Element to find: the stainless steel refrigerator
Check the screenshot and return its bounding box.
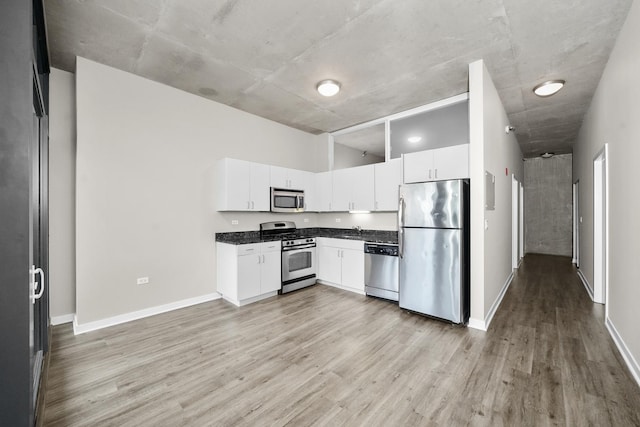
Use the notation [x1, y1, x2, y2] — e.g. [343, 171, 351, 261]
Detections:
[398, 180, 470, 324]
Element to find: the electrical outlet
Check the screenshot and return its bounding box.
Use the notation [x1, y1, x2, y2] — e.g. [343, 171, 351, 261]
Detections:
[335, 218, 341, 223]
[303, 218, 309, 223]
[136, 277, 149, 285]
[231, 220, 238, 225]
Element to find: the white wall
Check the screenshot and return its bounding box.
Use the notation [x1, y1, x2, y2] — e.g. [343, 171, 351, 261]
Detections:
[573, 0, 640, 382]
[49, 68, 76, 322]
[468, 60, 524, 329]
[333, 142, 384, 169]
[74, 57, 327, 325]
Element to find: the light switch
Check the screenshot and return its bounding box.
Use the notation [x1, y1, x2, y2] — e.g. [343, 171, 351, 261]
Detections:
[484, 219, 489, 230]
[231, 220, 239, 225]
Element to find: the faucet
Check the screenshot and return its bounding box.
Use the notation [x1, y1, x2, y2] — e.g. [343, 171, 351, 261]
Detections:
[352, 225, 362, 232]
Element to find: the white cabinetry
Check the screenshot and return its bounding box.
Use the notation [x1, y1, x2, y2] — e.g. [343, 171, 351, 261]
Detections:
[216, 158, 270, 211]
[312, 171, 333, 212]
[216, 241, 281, 306]
[374, 158, 403, 211]
[316, 238, 365, 293]
[270, 166, 311, 190]
[332, 165, 375, 211]
[403, 144, 469, 184]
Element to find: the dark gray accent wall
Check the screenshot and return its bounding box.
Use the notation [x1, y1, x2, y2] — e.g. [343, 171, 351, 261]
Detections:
[524, 154, 573, 256]
[0, 1, 34, 426]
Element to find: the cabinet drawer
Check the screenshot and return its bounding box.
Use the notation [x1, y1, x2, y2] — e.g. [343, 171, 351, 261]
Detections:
[261, 241, 281, 253]
[237, 243, 261, 256]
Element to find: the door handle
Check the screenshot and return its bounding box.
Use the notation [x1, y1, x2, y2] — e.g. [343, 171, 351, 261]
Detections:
[30, 265, 45, 304]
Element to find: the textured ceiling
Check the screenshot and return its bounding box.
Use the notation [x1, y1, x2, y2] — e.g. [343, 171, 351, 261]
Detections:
[45, 0, 633, 157]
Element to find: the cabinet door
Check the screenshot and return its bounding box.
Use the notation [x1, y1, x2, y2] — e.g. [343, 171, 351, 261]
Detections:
[250, 162, 271, 211]
[237, 253, 262, 300]
[260, 250, 282, 293]
[270, 166, 288, 189]
[318, 245, 342, 284]
[341, 248, 364, 291]
[403, 150, 434, 183]
[331, 169, 352, 211]
[220, 158, 252, 210]
[315, 171, 332, 211]
[350, 165, 375, 211]
[374, 159, 403, 211]
[287, 168, 309, 190]
[433, 144, 469, 180]
[304, 172, 318, 211]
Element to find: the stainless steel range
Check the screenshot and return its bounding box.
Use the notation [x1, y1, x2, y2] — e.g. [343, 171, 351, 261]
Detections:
[260, 221, 317, 294]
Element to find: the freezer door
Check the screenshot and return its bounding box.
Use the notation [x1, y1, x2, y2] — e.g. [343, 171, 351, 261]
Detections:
[399, 180, 462, 229]
[399, 228, 462, 323]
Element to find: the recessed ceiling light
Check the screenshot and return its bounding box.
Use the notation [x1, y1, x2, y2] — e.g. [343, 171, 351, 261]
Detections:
[316, 79, 341, 97]
[540, 152, 555, 159]
[533, 80, 565, 97]
[408, 136, 422, 143]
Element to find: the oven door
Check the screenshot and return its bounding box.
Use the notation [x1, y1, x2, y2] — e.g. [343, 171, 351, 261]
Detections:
[282, 245, 316, 282]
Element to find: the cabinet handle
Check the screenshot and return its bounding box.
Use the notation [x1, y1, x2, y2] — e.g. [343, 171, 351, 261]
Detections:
[435, 168, 438, 179]
[251, 201, 254, 209]
[429, 169, 432, 180]
[247, 201, 251, 209]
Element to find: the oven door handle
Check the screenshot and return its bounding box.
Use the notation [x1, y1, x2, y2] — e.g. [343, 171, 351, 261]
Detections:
[282, 243, 316, 251]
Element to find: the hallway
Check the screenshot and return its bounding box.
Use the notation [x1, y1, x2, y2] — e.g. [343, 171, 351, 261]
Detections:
[43, 255, 640, 426]
[486, 254, 640, 425]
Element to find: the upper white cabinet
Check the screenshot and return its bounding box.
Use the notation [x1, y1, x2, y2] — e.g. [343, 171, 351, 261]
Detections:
[332, 165, 375, 211]
[374, 158, 403, 211]
[312, 171, 332, 212]
[270, 166, 310, 190]
[216, 158, 270, 211]
[403, 144, 469, 184]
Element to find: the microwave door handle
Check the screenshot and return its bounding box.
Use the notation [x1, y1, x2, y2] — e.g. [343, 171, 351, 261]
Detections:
[297, 195, 303, 210]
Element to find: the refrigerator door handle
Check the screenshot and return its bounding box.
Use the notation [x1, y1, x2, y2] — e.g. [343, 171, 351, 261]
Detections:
[398, 197, 405, 258]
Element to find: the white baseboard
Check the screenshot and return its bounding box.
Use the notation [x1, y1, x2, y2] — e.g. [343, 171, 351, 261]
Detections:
[317, 280, 366, 295]
[51, 313, 75, 325]
[221, 291, 277, 307]
[468, 317, 487, 331]
[605, 317, 640, 388]
[73, 292, 221, 335]
[576, 269, 594, 301]
[468, 272, 514, 332]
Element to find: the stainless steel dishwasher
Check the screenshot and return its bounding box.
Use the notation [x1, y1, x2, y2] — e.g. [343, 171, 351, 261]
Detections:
[364, 242, 399, 302]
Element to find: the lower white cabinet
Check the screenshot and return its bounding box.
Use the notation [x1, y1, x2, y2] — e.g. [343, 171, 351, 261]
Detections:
[216, 241, 281, 306]
[317, 238, 365, 293]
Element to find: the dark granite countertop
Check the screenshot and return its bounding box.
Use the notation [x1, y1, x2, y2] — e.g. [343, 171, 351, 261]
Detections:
[215, 227, 398, 245]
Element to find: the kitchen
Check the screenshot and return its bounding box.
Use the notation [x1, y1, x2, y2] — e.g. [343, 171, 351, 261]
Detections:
[214, 96, 471, 323]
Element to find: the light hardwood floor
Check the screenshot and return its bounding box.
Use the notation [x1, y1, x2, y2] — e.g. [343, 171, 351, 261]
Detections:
[43, 255, 640, 426]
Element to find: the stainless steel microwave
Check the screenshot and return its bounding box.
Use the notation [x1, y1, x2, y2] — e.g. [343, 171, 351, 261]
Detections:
[271, 187, 304, 213]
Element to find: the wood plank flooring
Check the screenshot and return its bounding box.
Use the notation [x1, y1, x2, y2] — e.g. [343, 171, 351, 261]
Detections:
[43, 254, 640, 426]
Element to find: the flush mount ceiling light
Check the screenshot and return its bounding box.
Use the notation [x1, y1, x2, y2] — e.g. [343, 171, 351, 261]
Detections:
[407, 136, 422, 143]
[540, 152, 555, 159]
[533, 80, 565, 97]
[316, 79, 341, 97]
